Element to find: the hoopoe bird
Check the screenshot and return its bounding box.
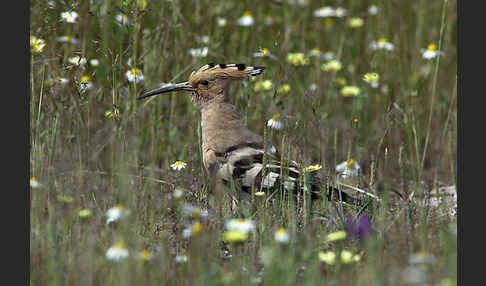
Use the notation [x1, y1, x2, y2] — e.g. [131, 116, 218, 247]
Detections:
[138, 63, 360, 204]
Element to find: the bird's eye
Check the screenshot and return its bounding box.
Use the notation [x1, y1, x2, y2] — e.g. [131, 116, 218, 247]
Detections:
[200, 80, 209, 86]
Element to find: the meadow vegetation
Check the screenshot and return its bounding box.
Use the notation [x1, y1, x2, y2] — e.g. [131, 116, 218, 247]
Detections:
[30, 0, 457, 285]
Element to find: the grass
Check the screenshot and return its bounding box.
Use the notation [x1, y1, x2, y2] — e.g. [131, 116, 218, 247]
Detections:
[30, 0, 457, 285]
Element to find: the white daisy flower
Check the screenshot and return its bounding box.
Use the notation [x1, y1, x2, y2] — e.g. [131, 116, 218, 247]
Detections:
[170, 161, 187, 171]
[313, 7, 334, 18]
[115, 13, 130, 25]
[106, 241, 129, 261]
[182, 221, 203, 238]
[274, 228, 290, 244]
[175, 255, 188, 263]
[79, 75, 93, 92]
[217, 17, 227, 27]
[267, 113, 284, 130]
[198, 35, 210, 44]
[369, 38, 395, 51]
[237, 12, 254, 26]
[368, 5, 379, 15]
[56, 35, 79, 44]
[54, 76, 69, 85]
[421, 44, 443, 60]
[336, 159, 360, 178]
[173, 188, 184, 199]
[189, 47, 208, 57]
[30, 177, 41, 188]
[182, 203, 208, 219]
[334, 7, 347, 17]
[226, 218, 255, 233]
[106, 204, 130, 224]
[68, 56, 87, 66]
[89, 59, 99, 66]
[61, 11, 78, 23]
[125, 67, 144, 83]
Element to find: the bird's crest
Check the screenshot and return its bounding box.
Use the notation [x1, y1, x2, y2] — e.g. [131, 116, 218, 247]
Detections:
[138, 63, 265, 105]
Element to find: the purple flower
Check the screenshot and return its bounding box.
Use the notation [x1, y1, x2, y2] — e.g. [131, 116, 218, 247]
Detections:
[345, 214, 374, 240]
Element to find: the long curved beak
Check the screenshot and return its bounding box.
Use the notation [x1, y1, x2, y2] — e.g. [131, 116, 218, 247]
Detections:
[137, 82, 194, 100]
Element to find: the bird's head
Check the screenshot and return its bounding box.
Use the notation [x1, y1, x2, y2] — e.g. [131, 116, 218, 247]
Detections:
[138, 63, 265, 106]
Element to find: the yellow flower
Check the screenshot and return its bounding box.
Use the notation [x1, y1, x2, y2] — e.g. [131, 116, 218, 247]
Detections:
[340, 250, 353, 263]
[277, 84, 291, 95]
[30, 36, 46, 53]
[139, 249, 153, 261]
[57, 195, 74, 203]
[30, 177, 41, 188]
[78, 209, 92, 218]
[324, 18, 334, 27]
[286, 53, 310, 66]
[223, 230, 248, 243]
[105, 106, 120, 119]
[182, 221, 203, 238]
[274, 228, 290, 244]
[326, 230, 347, 242]
[303, 164, 322, 172]
[341, 86, 361, 97]
[254, 80, 273, 92]
[318, 251, 336, 264]
[363, 72, 380, 84]
[333, 77, 347, 87]
[427, 44, 437, 51]
[321, 60, 342, 72]
[348, 17, 364, 28]
[237, 11, 254, 26]
[255, 191, 265, 196]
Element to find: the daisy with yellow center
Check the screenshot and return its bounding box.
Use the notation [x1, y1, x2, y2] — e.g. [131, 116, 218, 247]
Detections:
[126, 67, 144, 83]
[56, 35, 79, 44]
[175, 254, 188, 263]
[30, 36, 46, 53]
[286, 53, 310, 66]
[274, 228, 290, 244]
[226, 218, 255, 233]
[237, 11, 254, 26]
[309, 48, 322, 57]
[60, 11, 78, 23]
[79, 75, 93, 92]
[421, 43, 443, 60]
[334, 7, 347, 17]
[182, 203, 209, 219]
[68, 56, 87, 66]
[30, 177, 41, 188]
[348, 17, 364, 28]
[182, 221, 203, 238]
[340, 86, 361, 97]
[253, 48, 276, 59]
[189, 47, 208, 57]
[336, 159, 360, 178]
[321, 60, 342, 72]
[267, 113, 284, 130]
[106, 241, 129, 261]
[254, 80, 273, 92]
[217, 17, 227, 27]
[106, 204, 130, 224]
[313, 6, 334, 18]
[170, 161, 187, 171]
[55, 76, 69, 84]
[369, 37, 395, 51]
[116, 13, 130, 25]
